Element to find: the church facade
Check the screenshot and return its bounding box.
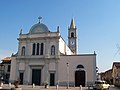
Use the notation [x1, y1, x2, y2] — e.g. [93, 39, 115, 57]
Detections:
[10, 18, 97, 86]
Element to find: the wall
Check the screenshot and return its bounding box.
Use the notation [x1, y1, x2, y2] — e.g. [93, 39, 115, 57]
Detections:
[18, 32, 61, 58]
[58, 54, 96, 86]
[9, 57, 17, 82]
[59, 37, 73, 55]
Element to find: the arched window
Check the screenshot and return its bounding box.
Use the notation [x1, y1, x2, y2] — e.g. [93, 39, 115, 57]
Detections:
[36, 43, 39, 55]
[21, 46, 25, 56]
[71, 32, 74, 37]
[51, 45, 55, 55]
[40, 43, 44, 55]
[32, 43, 36, 55]
[76, 64, 84, 69]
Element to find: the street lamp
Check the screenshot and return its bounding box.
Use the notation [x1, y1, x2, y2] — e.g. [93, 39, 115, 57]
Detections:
[66, 62, 69, 89]
[96, 67, 99, 80]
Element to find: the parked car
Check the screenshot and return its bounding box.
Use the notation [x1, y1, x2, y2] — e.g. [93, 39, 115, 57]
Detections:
[93, 80, 110, 90]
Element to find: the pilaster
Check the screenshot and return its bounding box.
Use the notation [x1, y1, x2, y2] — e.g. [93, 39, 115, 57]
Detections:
[24, 60, 29, 84]
[16, 61, 19, 80]
[44, 60, 49, 84]
[45, 39, 50, 58]
[55, 60, 59, 85]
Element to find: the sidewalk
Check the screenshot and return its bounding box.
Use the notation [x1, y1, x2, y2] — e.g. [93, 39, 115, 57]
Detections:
[2, 84, 89, 90]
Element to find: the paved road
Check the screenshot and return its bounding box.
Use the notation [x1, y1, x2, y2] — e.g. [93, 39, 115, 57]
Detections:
[109, 87, 120, 90]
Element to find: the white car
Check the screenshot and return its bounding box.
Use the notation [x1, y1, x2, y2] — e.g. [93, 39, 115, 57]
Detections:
[93, 80, 110, 90]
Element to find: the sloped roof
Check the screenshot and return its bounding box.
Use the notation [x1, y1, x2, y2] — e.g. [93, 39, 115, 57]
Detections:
[1, 57, 11, 64]
[3, 57, 11, 61]
[113, 62, 120, 68]
[105, 69, 112, 73]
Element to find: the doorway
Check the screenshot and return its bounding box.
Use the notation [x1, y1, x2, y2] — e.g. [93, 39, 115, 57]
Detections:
[50, 73, 55, 86]
[75, 70, 85, 87]
[19, 73, 23, 84]
[32, 69, 41, 85]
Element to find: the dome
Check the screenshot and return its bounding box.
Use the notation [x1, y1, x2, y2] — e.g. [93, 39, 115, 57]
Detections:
[29, 23, 49, 34]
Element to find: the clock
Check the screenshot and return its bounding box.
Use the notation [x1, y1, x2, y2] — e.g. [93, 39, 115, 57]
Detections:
[71, 41, 75, 45]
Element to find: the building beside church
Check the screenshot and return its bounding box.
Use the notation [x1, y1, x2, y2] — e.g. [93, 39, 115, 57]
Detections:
[10, 17, 97, 86]
[0, 57, 11, 84]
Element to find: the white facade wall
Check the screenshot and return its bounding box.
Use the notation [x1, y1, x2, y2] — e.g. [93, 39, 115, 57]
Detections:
[18, 32, 61, 57]
[59, 38, 73, 55]
[58, 54, 96, 86]
[10, 31, 62, 84]
[10, 58, 56, 84]
[10, 57, 17, 82]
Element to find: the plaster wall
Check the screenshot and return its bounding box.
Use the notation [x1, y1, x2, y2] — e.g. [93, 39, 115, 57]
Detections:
[58, 55, 96, 85]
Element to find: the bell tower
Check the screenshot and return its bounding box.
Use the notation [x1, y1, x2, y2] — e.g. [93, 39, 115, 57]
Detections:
[68, 18, 77, 54]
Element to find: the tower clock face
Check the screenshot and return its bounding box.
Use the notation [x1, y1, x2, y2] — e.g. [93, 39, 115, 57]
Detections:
[71, 41, 75, 45]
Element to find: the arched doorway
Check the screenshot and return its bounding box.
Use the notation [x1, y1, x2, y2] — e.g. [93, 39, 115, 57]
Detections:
[75, 64, 86, 87]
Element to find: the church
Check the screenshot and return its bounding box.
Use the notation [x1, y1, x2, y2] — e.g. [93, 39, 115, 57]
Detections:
[10, 17, 97, 87]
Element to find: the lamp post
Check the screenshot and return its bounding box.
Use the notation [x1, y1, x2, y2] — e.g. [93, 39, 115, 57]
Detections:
[66, 62, 69, 89]
[96, 67, 99, 80]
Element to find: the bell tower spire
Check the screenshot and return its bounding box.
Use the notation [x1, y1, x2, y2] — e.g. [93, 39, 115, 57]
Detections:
[70, 18, 75, 29]
[68, 18, 77, 54]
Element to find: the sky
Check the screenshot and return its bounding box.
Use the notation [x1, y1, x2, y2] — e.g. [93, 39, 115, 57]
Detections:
[0, 0, 120, 72]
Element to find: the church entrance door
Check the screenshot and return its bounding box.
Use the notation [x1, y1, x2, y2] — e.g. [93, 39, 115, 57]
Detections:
[50, 73, 55, 86]
[75, 70, 85, 87]
[19, 72, 23, 84]
[32, 69, 41, 85]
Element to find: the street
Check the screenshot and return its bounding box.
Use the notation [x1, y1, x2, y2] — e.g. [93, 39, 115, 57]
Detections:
[109, 87, 120, 90]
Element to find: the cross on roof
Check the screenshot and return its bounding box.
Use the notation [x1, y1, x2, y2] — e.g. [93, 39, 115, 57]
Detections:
[38, 16, 42, 23]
